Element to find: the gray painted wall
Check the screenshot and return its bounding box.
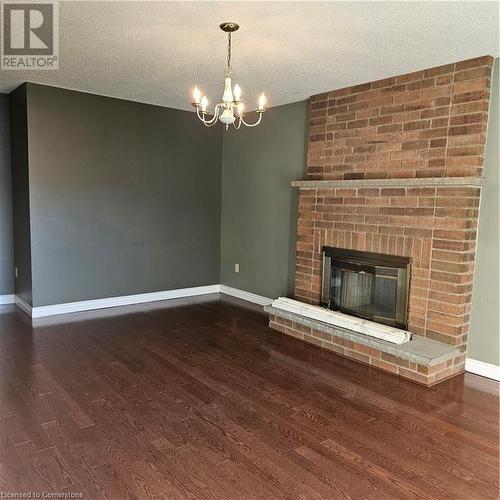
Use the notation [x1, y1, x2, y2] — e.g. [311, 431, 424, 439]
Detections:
[468, 58, 499, 366]
[220, 88, 500, 368]
[23, 83, 222, 306]
[220, 101, 308, 298]
[4, 76, 498, 367]
[0, 95, 13, 296]
[10, 85, 32, 305]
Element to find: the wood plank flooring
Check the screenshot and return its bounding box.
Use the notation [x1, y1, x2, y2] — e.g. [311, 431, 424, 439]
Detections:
[0, 294, 498, 499]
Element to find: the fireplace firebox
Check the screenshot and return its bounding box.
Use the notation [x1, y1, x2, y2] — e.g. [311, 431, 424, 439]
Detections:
[321, 247, 411, 330]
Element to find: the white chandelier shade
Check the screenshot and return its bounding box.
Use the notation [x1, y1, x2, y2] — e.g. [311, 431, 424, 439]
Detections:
[191, 22, 266, 130]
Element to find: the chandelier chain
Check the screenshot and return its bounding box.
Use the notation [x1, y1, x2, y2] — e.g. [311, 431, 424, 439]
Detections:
[226, 32, 232, 76]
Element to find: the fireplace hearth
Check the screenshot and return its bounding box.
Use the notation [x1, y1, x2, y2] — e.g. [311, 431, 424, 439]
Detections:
[321, 248, 411, 329]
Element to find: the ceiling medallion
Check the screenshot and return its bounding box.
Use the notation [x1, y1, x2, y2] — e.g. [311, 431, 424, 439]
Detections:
[191, 22, 266, 130]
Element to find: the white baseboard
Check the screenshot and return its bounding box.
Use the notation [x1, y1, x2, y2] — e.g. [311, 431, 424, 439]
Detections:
[465, 358, 500, 381]
[0, 294, 15, 305]
[219, 285, 273, 306]
[15, 296, 32, 315]
[16, 285, 221, 318]
[12, 284, 274, 319]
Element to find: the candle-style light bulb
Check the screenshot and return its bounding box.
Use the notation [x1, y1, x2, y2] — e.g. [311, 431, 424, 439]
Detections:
[233, 84, 242, 102]
[193, 86, 201, 104]
[237, 102, 245, 116]
[258, 93, 266, 111]
[201, 96, 208, 113]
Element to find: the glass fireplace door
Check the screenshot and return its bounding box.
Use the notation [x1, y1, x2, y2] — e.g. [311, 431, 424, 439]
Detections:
[330, 263, 376, 319]
[372, 268, 399, 323]
[322, 247, 411, 329]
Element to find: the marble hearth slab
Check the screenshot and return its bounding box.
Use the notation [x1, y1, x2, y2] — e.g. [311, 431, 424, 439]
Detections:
[264, 305, 460, 367]
[291, 176, 485, 189]
[271, 297, 411, 344]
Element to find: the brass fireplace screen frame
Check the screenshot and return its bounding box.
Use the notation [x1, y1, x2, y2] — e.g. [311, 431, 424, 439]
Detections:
[321, 247, 411, 329]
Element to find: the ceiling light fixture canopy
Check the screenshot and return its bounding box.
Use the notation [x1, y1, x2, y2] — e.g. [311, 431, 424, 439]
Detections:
[191, 22, 266, 130]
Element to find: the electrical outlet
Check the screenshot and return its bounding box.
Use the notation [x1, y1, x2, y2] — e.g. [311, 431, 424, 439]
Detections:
[14, 267, 18, 278]
[234, 263, 240, 273]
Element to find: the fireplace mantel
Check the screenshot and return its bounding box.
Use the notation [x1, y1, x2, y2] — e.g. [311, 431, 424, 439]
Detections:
[291, 176, 485, 189]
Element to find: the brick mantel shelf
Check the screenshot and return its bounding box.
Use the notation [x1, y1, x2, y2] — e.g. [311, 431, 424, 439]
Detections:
[291, 176, 485, 189]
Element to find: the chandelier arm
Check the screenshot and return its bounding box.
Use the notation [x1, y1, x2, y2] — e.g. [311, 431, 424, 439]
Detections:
[196, 106, 214, 125]
[233, 116, 242, 130]
[209, 103, 224, 124]
[197, 111, 217, 127]
[195, 106, 206, 122]
[240, 112, 263, 128]
[196, 104, 222, 126]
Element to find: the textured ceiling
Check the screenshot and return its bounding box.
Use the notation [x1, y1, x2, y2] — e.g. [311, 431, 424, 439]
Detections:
[0, 1, 498, 111]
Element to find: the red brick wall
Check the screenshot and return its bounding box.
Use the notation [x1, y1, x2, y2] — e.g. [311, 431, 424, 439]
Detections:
[296, 56, 494, 349]
[308, 56, 493, 180]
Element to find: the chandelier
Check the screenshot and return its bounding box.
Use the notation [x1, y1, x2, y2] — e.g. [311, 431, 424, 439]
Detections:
[191, 22, 266, 129]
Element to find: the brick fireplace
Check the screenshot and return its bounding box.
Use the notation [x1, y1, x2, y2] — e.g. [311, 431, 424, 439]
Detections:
[267, 56, 494, 385]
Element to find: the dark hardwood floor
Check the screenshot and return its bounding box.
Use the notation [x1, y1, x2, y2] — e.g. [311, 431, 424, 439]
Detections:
[0, 294, 498, 499]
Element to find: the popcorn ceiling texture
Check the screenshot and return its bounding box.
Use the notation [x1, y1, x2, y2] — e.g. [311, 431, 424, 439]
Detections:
[0, 3, 497, 111]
